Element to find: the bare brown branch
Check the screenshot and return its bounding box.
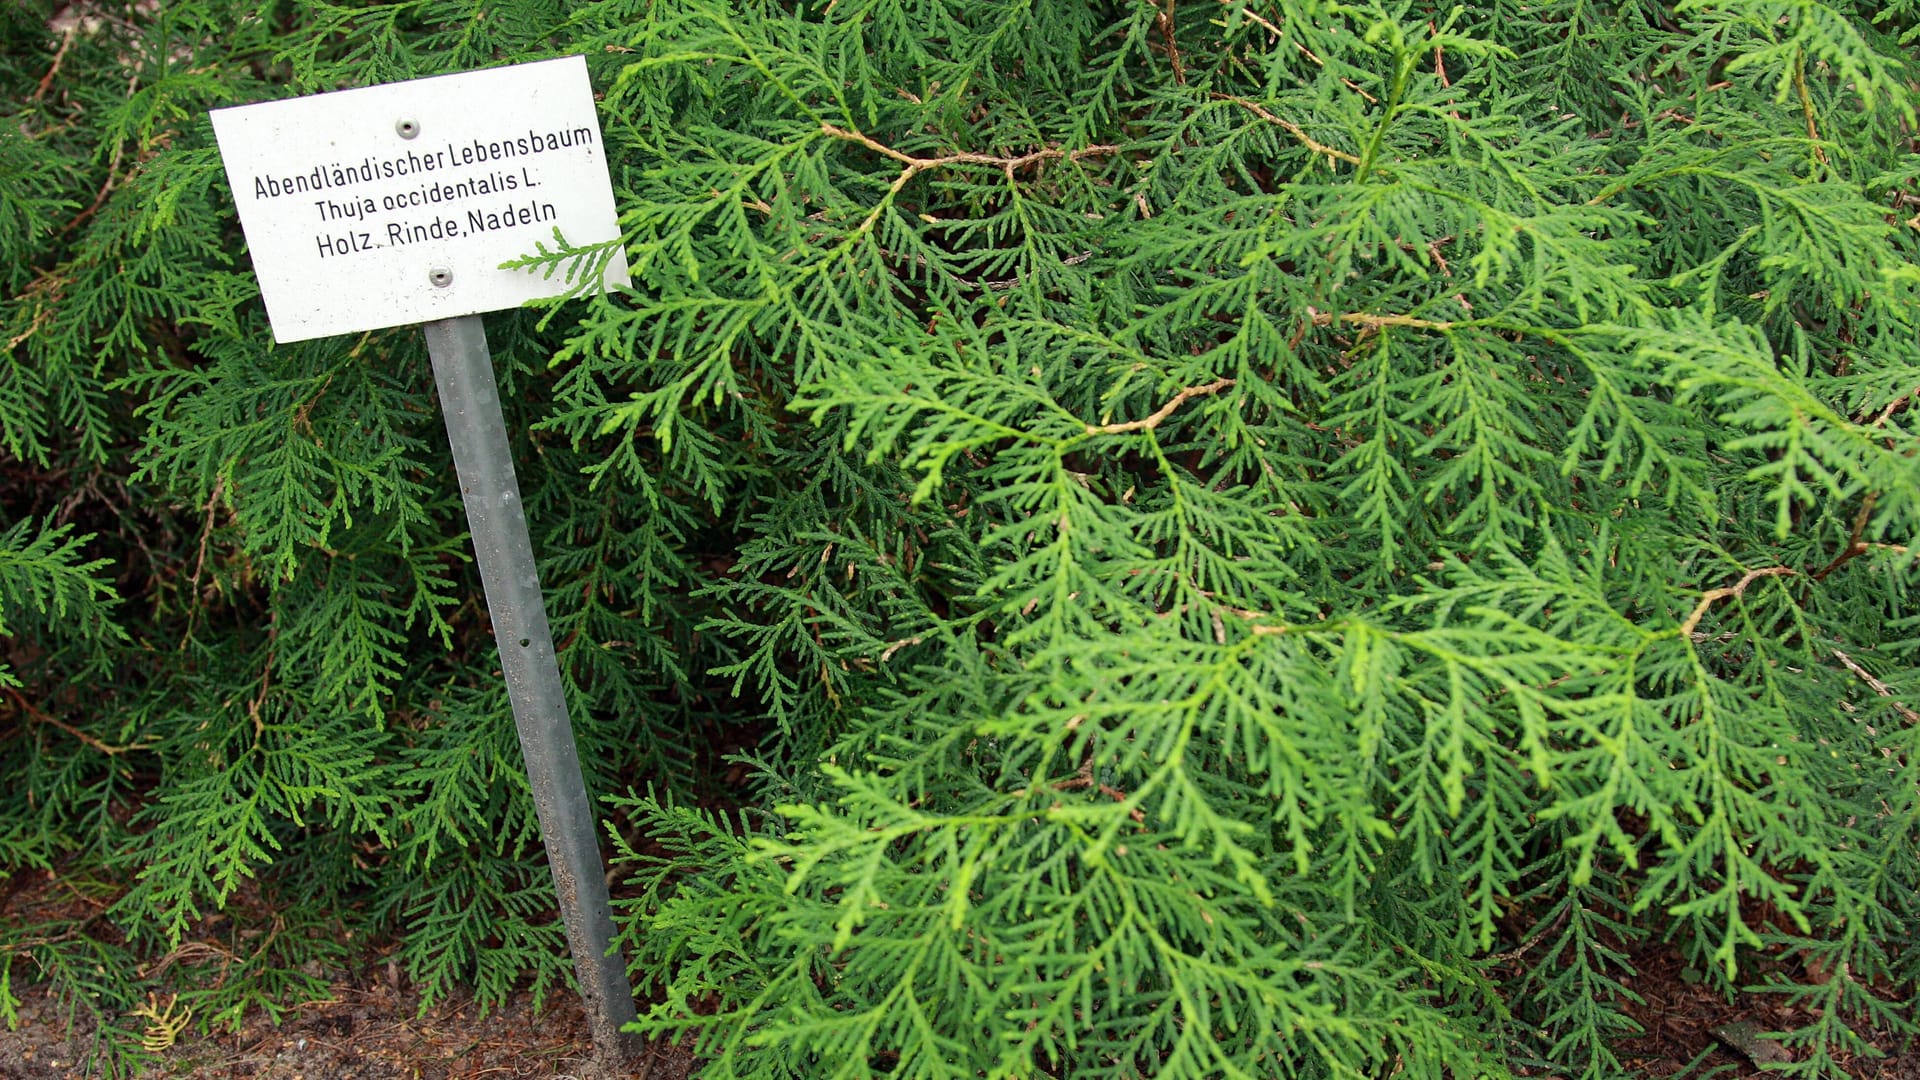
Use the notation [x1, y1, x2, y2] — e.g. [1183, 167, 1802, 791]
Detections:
[1832, 648, 1920, 725]
[1868, 386, 1917, 427]
[820, 124, 1119, 236]
[819, 123, 1119, 182]
[4, 686, 152, 755]
[1086, 377, 1235, 435]
[1680, 566, 1795, 637]
[1812, 493, 1877, 583]
[33, 25, 77, 102]
[1158, 0, 1185, 85]
[1215, 95, 1362, 166]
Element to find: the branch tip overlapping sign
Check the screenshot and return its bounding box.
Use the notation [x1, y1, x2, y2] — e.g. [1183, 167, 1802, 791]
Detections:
[211, 56, 628, 343]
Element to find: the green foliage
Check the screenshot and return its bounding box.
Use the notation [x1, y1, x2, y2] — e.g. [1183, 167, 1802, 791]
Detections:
[3, 0, 1918, 1077]
[0, 517, 123, 684]
[1, 910, 158, 1073]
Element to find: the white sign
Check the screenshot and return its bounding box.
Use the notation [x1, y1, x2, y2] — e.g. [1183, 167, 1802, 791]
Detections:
[211, 57, 629, 343]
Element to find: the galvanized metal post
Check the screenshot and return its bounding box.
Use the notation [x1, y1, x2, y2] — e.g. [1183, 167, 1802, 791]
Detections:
[422, 314, 640, 1070]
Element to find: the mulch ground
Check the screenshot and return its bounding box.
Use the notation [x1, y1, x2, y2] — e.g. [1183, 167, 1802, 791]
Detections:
[1606, 939, 1918, 1080]
[3, 866, 1914, 1079]
[1, 974, 696, 1079]
[0, 865, 692, 1080]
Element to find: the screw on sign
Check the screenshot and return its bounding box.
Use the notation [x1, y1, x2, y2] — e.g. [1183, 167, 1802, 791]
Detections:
[210, 57, 638, 1072]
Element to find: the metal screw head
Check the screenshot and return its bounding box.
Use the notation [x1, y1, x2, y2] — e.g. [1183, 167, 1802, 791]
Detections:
[428, 267, 453, 288]
[396, 118, 420, 139]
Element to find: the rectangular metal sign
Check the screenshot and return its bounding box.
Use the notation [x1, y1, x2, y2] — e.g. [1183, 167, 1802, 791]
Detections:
[211, 56, 629, 343]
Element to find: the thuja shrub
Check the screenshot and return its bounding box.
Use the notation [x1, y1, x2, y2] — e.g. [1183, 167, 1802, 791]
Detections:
[4, 0, 1919, 1075]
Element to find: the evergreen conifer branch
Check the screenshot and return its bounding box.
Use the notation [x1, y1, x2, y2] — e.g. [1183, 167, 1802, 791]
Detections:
[4, 0, 1919, 1074]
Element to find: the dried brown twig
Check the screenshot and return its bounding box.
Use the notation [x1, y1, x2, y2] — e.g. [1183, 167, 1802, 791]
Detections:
[3, 685, 154, 755]
[1680, 566, 1795, 637]
[819, 123, 1118, 185]
[1214, 95, 1362, 166]
[819, 123, 1119, 236]
[1831, 648, 1920, 725]
[1086, 378, 1236, 435]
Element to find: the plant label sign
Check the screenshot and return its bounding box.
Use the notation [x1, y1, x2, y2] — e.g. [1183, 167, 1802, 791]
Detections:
[211, 56, 628, 343]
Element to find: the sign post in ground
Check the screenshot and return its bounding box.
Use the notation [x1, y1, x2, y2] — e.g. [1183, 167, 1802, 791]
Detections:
[211, 57, 639, 1070]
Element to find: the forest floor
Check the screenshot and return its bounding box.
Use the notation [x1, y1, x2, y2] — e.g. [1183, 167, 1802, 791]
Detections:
[1, 865, 1913, 1080]
[0, 975, 686, 1080]
[0, 867, 694, 1080]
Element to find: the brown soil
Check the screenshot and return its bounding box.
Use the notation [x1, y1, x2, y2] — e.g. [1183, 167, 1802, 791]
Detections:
[0, 974, 694, 1080]
[1608, 939, 1919, 1080]
[3, 869, 1914, 1079]
[0, 868, 692, 1080]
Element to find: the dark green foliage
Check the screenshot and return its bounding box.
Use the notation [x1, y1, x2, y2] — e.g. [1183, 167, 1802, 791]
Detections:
[2, 0, 1918, 1077]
